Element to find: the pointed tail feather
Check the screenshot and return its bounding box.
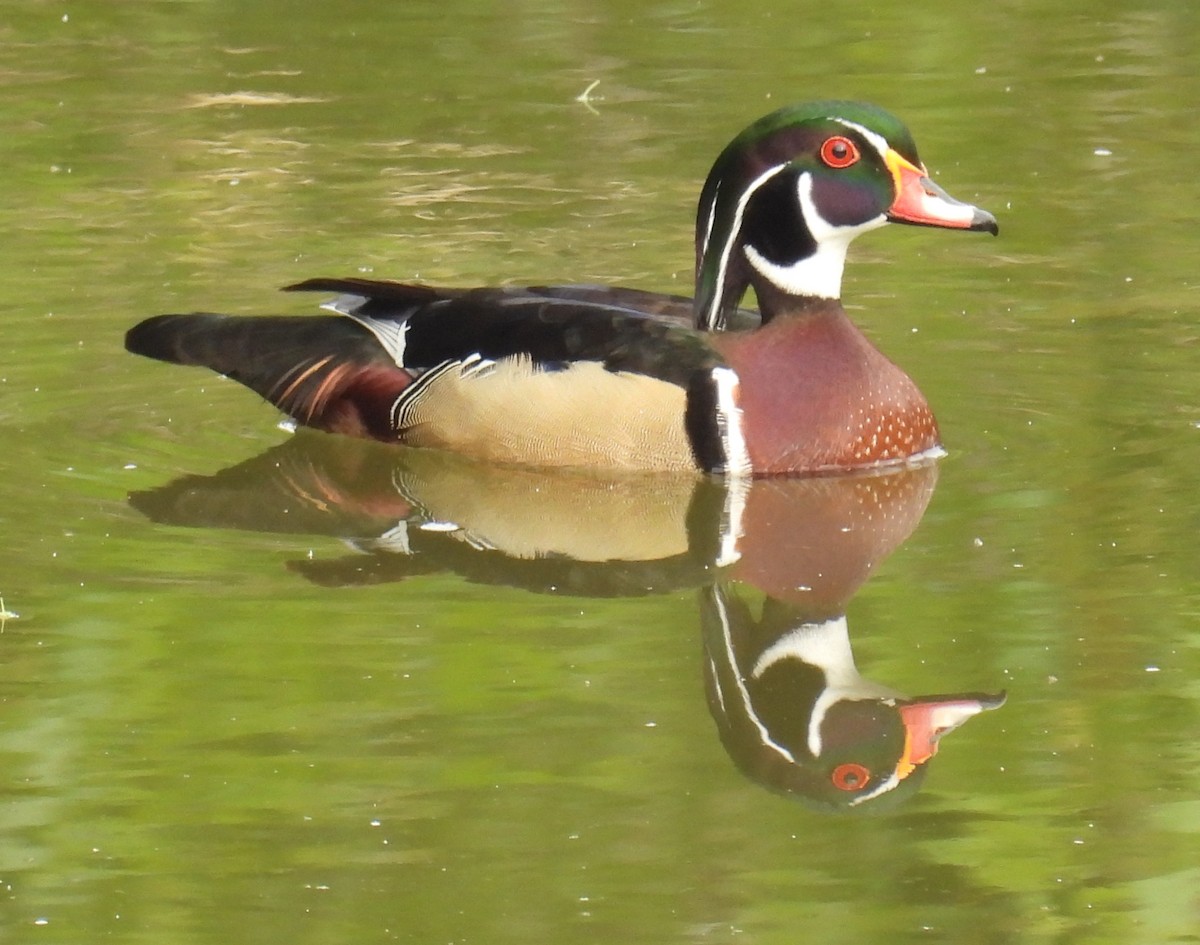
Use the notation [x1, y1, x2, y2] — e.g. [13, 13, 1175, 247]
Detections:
[125, 313, 412, 440]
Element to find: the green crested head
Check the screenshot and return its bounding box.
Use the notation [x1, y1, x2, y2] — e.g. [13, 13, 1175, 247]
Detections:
[693, 101, 995, 330]
[720, 100, 921, 168]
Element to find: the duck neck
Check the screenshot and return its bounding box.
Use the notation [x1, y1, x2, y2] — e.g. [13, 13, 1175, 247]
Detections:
[749, 276, 844, 323]
[743, 236, 850, 317]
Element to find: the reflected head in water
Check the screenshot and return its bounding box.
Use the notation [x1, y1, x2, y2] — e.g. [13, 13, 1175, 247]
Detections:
[703, 588, 1005, 812]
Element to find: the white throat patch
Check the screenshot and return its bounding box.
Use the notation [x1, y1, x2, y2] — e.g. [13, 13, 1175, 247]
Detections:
[743, 171, 886, 301]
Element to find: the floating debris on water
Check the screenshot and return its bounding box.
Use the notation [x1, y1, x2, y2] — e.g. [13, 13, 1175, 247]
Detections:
[0, 594, 17, 630]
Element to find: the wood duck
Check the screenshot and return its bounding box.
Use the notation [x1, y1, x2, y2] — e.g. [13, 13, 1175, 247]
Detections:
[126, 101, 997, 475]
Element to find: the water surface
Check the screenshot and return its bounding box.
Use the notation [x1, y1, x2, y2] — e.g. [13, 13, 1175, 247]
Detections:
[2, 2, 1199, 943]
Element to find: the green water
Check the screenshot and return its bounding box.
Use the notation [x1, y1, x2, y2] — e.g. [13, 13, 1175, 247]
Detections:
[3, 1, 1200, 942]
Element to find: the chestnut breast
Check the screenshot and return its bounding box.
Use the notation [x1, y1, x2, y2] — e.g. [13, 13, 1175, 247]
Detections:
[709, 303, 941, 474]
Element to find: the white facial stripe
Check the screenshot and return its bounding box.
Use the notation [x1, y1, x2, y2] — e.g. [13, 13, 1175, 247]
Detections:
[699, 178, 720, 257]
[830, 117, 891, 163]
[743, 171, 885, 300]
[848, 771, 903, 806]
[701, 163, 790, 330]
[710, 588, 797, 765]
[712, 366, 752, 476]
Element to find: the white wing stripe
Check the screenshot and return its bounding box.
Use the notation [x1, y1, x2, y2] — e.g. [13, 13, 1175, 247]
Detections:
[347, 313, 411, 366]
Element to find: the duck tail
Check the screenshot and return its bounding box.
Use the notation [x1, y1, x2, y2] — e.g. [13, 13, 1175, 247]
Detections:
[125, 313, 412, 440]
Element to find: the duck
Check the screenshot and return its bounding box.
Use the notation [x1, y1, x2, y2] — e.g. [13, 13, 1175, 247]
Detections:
[125, 100, 997, 476]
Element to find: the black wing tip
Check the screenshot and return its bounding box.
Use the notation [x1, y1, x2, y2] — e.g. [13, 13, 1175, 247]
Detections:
[124, 312, 224, 363]
[282, 277, 444, 302]
[282, 277, 339, 293]
[125, 313, 183, 359]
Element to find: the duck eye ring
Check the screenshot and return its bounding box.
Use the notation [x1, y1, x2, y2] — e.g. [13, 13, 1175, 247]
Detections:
[820, 135, 860, 169]
[831, 762, 871, 791]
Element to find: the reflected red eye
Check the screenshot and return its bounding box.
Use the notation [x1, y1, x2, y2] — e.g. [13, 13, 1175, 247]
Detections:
[831, 762, 871, 791]
[820, 135, 860, 169]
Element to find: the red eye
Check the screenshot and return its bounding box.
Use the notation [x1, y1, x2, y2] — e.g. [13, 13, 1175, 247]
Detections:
[831, 762, 871, 791]
[820, 135, 860, 169]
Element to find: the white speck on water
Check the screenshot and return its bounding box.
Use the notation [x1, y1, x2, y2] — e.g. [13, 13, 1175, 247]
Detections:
[1094, 148, 1112, 156]
[1145, 665, 1160, 673]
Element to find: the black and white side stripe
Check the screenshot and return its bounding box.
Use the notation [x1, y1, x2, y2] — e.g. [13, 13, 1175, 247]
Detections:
[685, 367, 753, 476]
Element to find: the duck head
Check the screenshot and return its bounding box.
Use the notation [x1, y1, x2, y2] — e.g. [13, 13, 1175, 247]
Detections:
[694, 101, 998, 330]
[703, 595, 1007, 812]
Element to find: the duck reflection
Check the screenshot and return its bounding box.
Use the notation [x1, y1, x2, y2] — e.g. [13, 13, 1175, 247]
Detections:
[703, 589, 1004, 810]
[698, 470, 1005, 811]
[130, 434, 1003, 810]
